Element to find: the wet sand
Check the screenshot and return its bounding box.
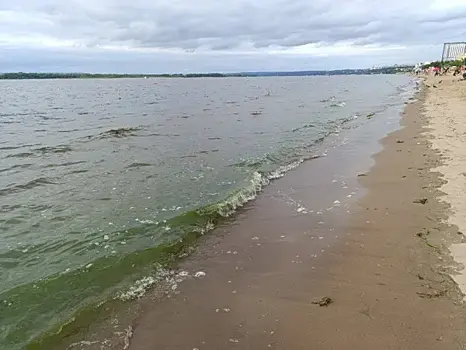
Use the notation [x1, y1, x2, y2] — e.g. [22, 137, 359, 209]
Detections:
[106, 81, 466, 350]
[57, 79, 466, 350]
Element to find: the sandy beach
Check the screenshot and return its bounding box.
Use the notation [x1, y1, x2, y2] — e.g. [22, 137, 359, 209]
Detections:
[426, 76, 466, 296]
[49, 77, 466, 350]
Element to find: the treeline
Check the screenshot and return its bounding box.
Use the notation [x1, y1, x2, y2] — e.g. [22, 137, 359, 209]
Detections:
[248, 66, 414, 76]
[422, 59, 464, 69]
[0, 72, 244, 80]
[0, 67, 415, 80]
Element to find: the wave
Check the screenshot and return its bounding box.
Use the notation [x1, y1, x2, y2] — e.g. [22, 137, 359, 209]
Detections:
[0, 177, 57, 197]
[36, 145, 73, 154]
[35, 115, 63, 121]
[0, 112, 29, 117]
[145, 133, 181, 137]
[13, 111, 360, 350]
[0, 146, 22, 151]
[267, 155, 321, 180]
[66, 169, 88, 175]
[5, 152, 35, 159]
[5, 145, 73, 159]
[92, 127, 141, 139]
[57, 128, 81, 133]
[44, 161, 86, 169]
[292, 123, 315, 132]
[0, 163, 33, 174]
[13, 162, 304, 350]
[125, 162, 155, 169]
[11, 156, 319, 344]
[320, 96, 336, 102]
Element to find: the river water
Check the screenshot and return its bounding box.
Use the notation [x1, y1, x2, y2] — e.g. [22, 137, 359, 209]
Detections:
[0, 75, 415, 349]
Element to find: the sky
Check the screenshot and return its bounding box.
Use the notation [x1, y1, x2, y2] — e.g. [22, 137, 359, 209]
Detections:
[1, 0, 466, 73]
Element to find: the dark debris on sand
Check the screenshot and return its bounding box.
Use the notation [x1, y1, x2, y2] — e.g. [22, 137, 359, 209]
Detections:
[413, 198, 428, 205]
[312, 296, 333, 307]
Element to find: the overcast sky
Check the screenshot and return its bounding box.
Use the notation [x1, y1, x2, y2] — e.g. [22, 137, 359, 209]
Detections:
[1, 0, 466, 73]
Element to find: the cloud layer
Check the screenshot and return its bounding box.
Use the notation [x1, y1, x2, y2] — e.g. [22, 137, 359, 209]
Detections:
[2, 0, 466, 72]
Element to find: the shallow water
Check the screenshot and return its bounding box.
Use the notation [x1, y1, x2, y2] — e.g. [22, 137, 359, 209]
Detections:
[0, 75, 415, 349]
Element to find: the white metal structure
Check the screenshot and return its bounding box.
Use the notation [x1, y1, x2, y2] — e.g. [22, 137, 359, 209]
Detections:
[442, 42, 466, 62]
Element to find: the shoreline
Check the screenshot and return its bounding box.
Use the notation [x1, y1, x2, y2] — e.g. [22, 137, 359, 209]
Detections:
[121, 80, 466, 348]
[43, 77, 466, 349]
[14, 75, 415, 350]
[0, 69, 412, 80]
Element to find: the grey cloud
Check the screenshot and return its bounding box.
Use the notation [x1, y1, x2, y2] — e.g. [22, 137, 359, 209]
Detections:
[1, 0, 466, 72]
[1, 0, 456, 49]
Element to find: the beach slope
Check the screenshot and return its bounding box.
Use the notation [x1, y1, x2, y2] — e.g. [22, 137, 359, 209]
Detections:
[123, 80, 466, 349]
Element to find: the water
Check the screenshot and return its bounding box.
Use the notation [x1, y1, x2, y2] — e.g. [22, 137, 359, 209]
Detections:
[0, 75, 416, 349]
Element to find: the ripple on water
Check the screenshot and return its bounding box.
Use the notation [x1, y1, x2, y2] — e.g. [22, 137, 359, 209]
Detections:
[0, 177, 58, 197]
[98, 127, 141, 138]
[5, 152, 35, 159]
[0, 204, 22, 213]
[34, 145, 73, 154]
[125, 162, 155, 169]
[44, 161, 86, 169]
[35, 115, 63, 121]
[0, 163, 34, 173]
[0, 146, 23, 151]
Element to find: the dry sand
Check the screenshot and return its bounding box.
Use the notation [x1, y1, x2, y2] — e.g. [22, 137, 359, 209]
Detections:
[424, 76, 466, 298]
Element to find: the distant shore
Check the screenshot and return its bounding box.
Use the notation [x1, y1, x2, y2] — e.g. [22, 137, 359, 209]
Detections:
[0, 66, 413, 80]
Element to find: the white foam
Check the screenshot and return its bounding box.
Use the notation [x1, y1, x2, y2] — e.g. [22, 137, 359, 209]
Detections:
[214, 171, 268, 217]
[297, 206, 308, 214]
[117, 268, 189, 301]
[118, 276, 157, 301]
[123, 325, 133, 350]
[268, 159, 304, 180]
[67, 340, 100, 348]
